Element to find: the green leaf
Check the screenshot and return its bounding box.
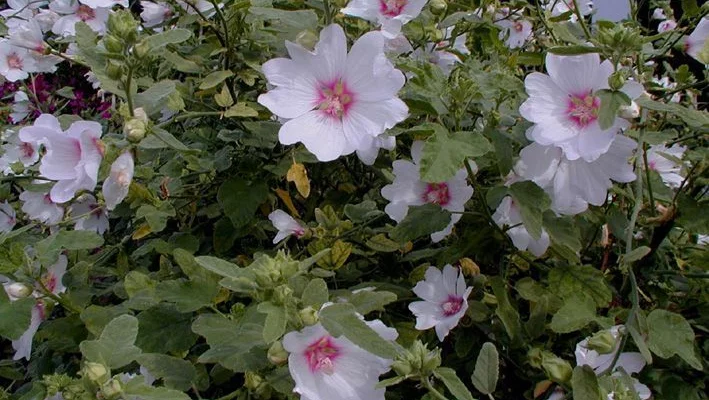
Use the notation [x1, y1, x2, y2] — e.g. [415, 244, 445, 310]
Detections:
[550, 294, 596, 333]
[0, 241, 27, 274]
[217, 178, 268, 229]
[301, 279, 329, 309]
[146, 127, 193, 152]
[376, 375, 409, 389]
[191, 308, 269, 372]
[319, 303, 398, 359]
[344, 200, 384, 222]
[431, 368, 475, 400]
[136, 305, 198, 353]
[471, 342, 499, 395]
[35, 230, 104, 266]
[348, 290, 397, 315]
[145, 29, 192, 50]
[0, 290, 34, 340]
[635, 97, 709, 128]
[543, 212, 582, 258]
[136, 203, 177, 233]
[509, 181, 551, 240]
[622, 246, 651, 264]
[571, 366, 602, 400]
[647, 309, 702, 370]
[194, 255, 241, 278]
[420, 125, 492, 182]
[390, 204, 451, 243]
[224, 103, 259, 118]
[597, 89, 630, 130]
[366, 233, 402, 252]
[548, 265, 612, 308]
[80, 314, 142, 368]
[199, 70, 234, 90]
[134, 80, 177, 115]
[123, 378, 191, 400]
[162, 51, 201, 73]
[257, 301, 287, 343]
[489, 277, 522, 345]
[136, 353, 196, 391]
[681, 0, 700, 17]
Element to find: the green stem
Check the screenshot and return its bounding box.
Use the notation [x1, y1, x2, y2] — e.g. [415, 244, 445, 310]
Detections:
[642, 143, 656, 216]
[156, 111, 223, 128]
[124, 66, 135, 116]
[421, 377, 450, 400]
[571, 0, 592, 39]
[323, 0, 332, 25]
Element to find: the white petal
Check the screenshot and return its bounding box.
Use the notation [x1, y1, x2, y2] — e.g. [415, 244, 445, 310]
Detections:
[278, 111, 347, 162]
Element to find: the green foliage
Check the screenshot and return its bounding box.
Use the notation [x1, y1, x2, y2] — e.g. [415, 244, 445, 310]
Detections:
[80, 315, 141, 369]
[471, 342, 499, 395]
[389, 204, 451, 243]
[319, 303, 399, 359]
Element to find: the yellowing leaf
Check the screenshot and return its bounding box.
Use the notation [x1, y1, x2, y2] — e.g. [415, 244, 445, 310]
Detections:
[214, 85, 234, 107]
[275, 188, 300, 218]
[132, 224, 152, 240]
[224, 103, 258, 118]
[286, 162, 311, 198]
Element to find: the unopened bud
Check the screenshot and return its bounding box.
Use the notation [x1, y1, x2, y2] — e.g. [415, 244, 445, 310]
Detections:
[5, 282, 33, 298]
[124, 119, 147, 142]
[133, 40, 150, 59]
[84, 362, 109, 384]
[459, 258, 480, 276]
[100, 379, 122, 399]
[429, 0, 447, 15]
[105, 61, 124, 80]
[244, 371, 263, 391]
[541, 354, 573, 383]
[267, 341, 288, 365]
[608, 71, 626, 91]
[391, 359, 413, 376]
[295, 30, 318, 50]
[299, 306, 318, 326]
[107, 10, 138, 43]
[619, 101, 639, 119]
[273, 284, 293, 305]
[421, 346, 442, 374]
[103, 35, 124, 54]
[587, 330, 618, 354]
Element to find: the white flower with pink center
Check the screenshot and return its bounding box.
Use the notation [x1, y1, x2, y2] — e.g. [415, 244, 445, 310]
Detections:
[515, 134, 637, 216]
[19, 189, 65, 225]
[258, 24, 408, 162]
[0, 40, 38, 82]
[0, 201, 17, 233]
[50, 0, 111, 36]
[0, 0, 38, 29]
[492, 196, 550, 257]
[658, 19, 677, 33]
[495, 17, 533, 49]
[685, 17, 709, 64]
[412, 26, 470, 76]
[8, 19, 46, 53]
[4, 254, 67, 360]
[102, 151, 134, 210]
[19, 114, 105, 204]
[2, 128, 39, 167]
[409, 265, 472, 341]
[140, 1, 173, 28]
[79, 0, 128, 7]
[341, 0, 428, 38]
[547, 0, 593, 21]
[71, 194, 109, 234]
[268, 209, 306, 244]
[283, 319, 398, 400]
[381, 141, 474, 243]
[9, 91, 32, 124]
[646, 144, 686, 189]
[520, 53, 644, 162]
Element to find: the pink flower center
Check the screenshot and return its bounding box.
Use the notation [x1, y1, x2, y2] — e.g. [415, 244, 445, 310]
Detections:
[43, 194, 54, 205]
[441, 295, 463, 316]
[305, 335, 340, 375]
[513, 21, 524, 32]
[293, 227, 306, 238]
[648, 160, 657, 171]
[567, 91, 600, 128]
[379, 0, 407, 17]
[116, 170, 131, 187]
[76, 5, 95, 21]
[92, 137, 106, 156]
[42, 272, 57, 293]
[422, 182, 451, 206]
[317, 80, 353, 119]
[20, 142, 34, 159]
[7, 53, 23, 69]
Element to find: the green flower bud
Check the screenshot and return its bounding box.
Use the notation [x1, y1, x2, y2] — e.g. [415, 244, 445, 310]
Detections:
[391, 359, 413, 376]
[133, 39, 150, 59]
[83, 362, 109, 384]
[541, 354, 573, 384]
[296, 30, 319, 50]
[273, 284, 294, 305]
[103, 35, 124, 54]
[105, 61, 124, 80]
[608, 71, 626, 91]
[123, 108, 149, 142]
[5, 282, 33, 298]
[107, 10, 138, 43]
[100, 379, 123, 399]
[527, 348, 544, 368]
[267, 341, 289, 365]
[587, 330, 618, 354]
[299, 306, 319, 326]
[421, 346, 442, 375]
[244, 371, 263, 391]
[430, 0, 447, 15]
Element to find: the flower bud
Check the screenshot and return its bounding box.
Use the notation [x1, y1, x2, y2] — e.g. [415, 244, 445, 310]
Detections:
[296, 30, 319, 50]
[459, 258, 480, 276]
[527, 348, 544, 368]
[541, 354, 572, 383]
[273, 284, 294, 305]
[100, 379, 123, 399]
[103, 35, 124, 54]
[421, 346, 442, 375]
[268, 341, 289, 365]
[244, 371, 263, 391]
[608, 71, 626, 91]
[5, 282, 33, 298]
[105, 61, 124, 80]
[586, 330, 618, 354]
[124, 119, 147, 142]
[429, 0, 447, 15]
[133, 39, 150, 59]
[299, 306, 319, 326]
[619, 101, 639, 119]
[83, 362, 109, 384]
[107, 10, 138, 43]
[391, 359, 413, 376]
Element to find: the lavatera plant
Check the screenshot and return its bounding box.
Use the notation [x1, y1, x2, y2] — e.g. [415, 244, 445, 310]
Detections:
[0, 1, 707, 400]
